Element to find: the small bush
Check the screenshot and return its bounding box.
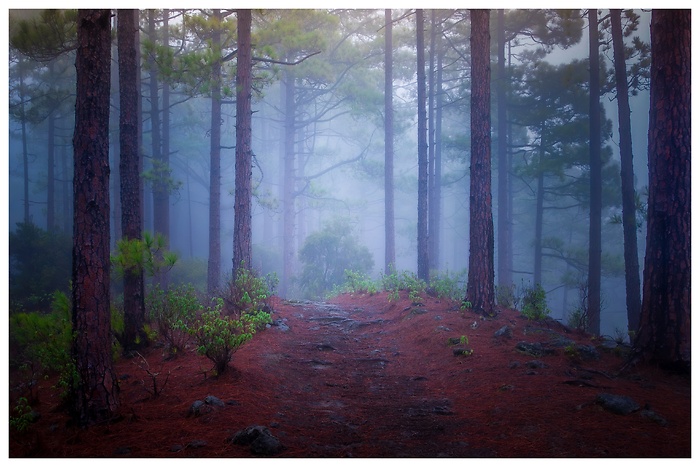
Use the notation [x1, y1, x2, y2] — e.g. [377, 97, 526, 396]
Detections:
[223, 266, 276, 317]
[298, 218, 374, 299]
[520, 283, 550, 321]
[189, 297, 271, 375]
[146, 284, 200, 355]
[381, 268, 426, 303]
[567, 283, 589, 331]
[428, 270, 466, 301]
[329, 270, 379, 297]
[495, 283, 517, 308]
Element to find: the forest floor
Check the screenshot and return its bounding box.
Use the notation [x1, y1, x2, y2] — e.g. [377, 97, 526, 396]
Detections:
[9, 291, 691, 458]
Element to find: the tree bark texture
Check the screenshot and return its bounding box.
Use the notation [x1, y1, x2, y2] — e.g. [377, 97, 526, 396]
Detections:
[384, 9, 396, 274]
[47, 107, 56, 231]
[610, 9, 642, 334]
[118, 9, 146, 351]
[635, 9, 690, 371]
[496, 9, 512, 288]
[207, 9, 222, 295]
[281, 73, 297, 297]
[587, 8, 602, 336]
[71, 9, 119, 426]
[148, 11, 162, 238]
[233, 9, 253, 278]
[428, 11, 438, 271]
[416, 9, 429, 282]
[157, 9, 171, 249]
[466, 9, 495, 316]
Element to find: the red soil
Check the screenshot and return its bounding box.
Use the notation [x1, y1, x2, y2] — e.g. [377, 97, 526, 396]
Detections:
[9, 292, 691, 457]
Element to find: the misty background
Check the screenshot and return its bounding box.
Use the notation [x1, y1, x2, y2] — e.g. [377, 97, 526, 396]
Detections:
[7, 8, 653, 337]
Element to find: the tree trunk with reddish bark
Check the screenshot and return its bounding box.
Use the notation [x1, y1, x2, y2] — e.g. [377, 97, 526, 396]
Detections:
[466, 9, 495, 316]
[233, 9, 253, 278]
[633, 9, 690, 372]
[71, 9, 119, 426]
[118, 9, 146, 352]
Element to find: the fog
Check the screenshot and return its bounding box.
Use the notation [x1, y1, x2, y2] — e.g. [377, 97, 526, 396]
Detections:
[8, 9, 652, 337]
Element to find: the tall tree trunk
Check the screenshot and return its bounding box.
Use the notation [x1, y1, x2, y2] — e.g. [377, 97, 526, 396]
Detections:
[47, 105, 56, 231]
[18, 56, 30, 224]
[71, 9, 118, 426]
[466, 9, 495, 316]
[534, 168, 544, 286]
[281, 72, 296, 297]
[159, 9, 171, 246]
[118, 9, 146, 352]
[384, 9, 396, 274]
[147, 9, 162, 235]
[610, 9, 642, 334]
[61, 140, 71, 233]
[633, 9, 690, 372]
[496, 8, 512, 289]
[427, 10, 437, 271]
[416, 9, 429, 282]
[587, 8, 602, 336]
[433, 39, 444, 271]
[207, 9, 222, 295]
[233, 9, 253, 278]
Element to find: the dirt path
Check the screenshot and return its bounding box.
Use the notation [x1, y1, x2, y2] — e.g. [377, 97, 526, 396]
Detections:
[255, 300, 480, 457]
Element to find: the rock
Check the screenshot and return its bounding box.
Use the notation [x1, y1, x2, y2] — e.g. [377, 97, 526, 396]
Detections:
[251, 432, 284, 455]
[508, 361, 520, 369]
[230, 425, 284, 456]
[187, 439, 208, 448]
[189, 400, 209, 417]
[640, 409, 668, 426]
[576, 344, 600, 361]
[515, 341, 554, 357]
[548, 334, 575, 348]
[432, 406, 454, 415]
[452, 347, 473, 356]
[270, 319, 290, 332]
[494, 325, 512, 338]
[230, 425, 269, 445]
[170, 445, 184, 452]
[525, 360, 546, 369]
[205, 395, 225, 407]
[447, 337, 462, 345]
[596, 393, 640, 415]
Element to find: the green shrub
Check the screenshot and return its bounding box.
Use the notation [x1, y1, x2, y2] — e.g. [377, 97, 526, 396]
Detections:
[520, 283, 550, 321]
[380, 268, 426, 303]
[9, 397, 34, 433]
[9, 291, 72, 374]
[224, 266, 277, 317]
[329, 270, 379, 297]
[189, 297, 271, 374]
[298, 218, 374, 299]
[428, 270, 466, 301]
[9, 291, 77, 403]
[495, 283, 517, 308]
[146, 284, 200, 355]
